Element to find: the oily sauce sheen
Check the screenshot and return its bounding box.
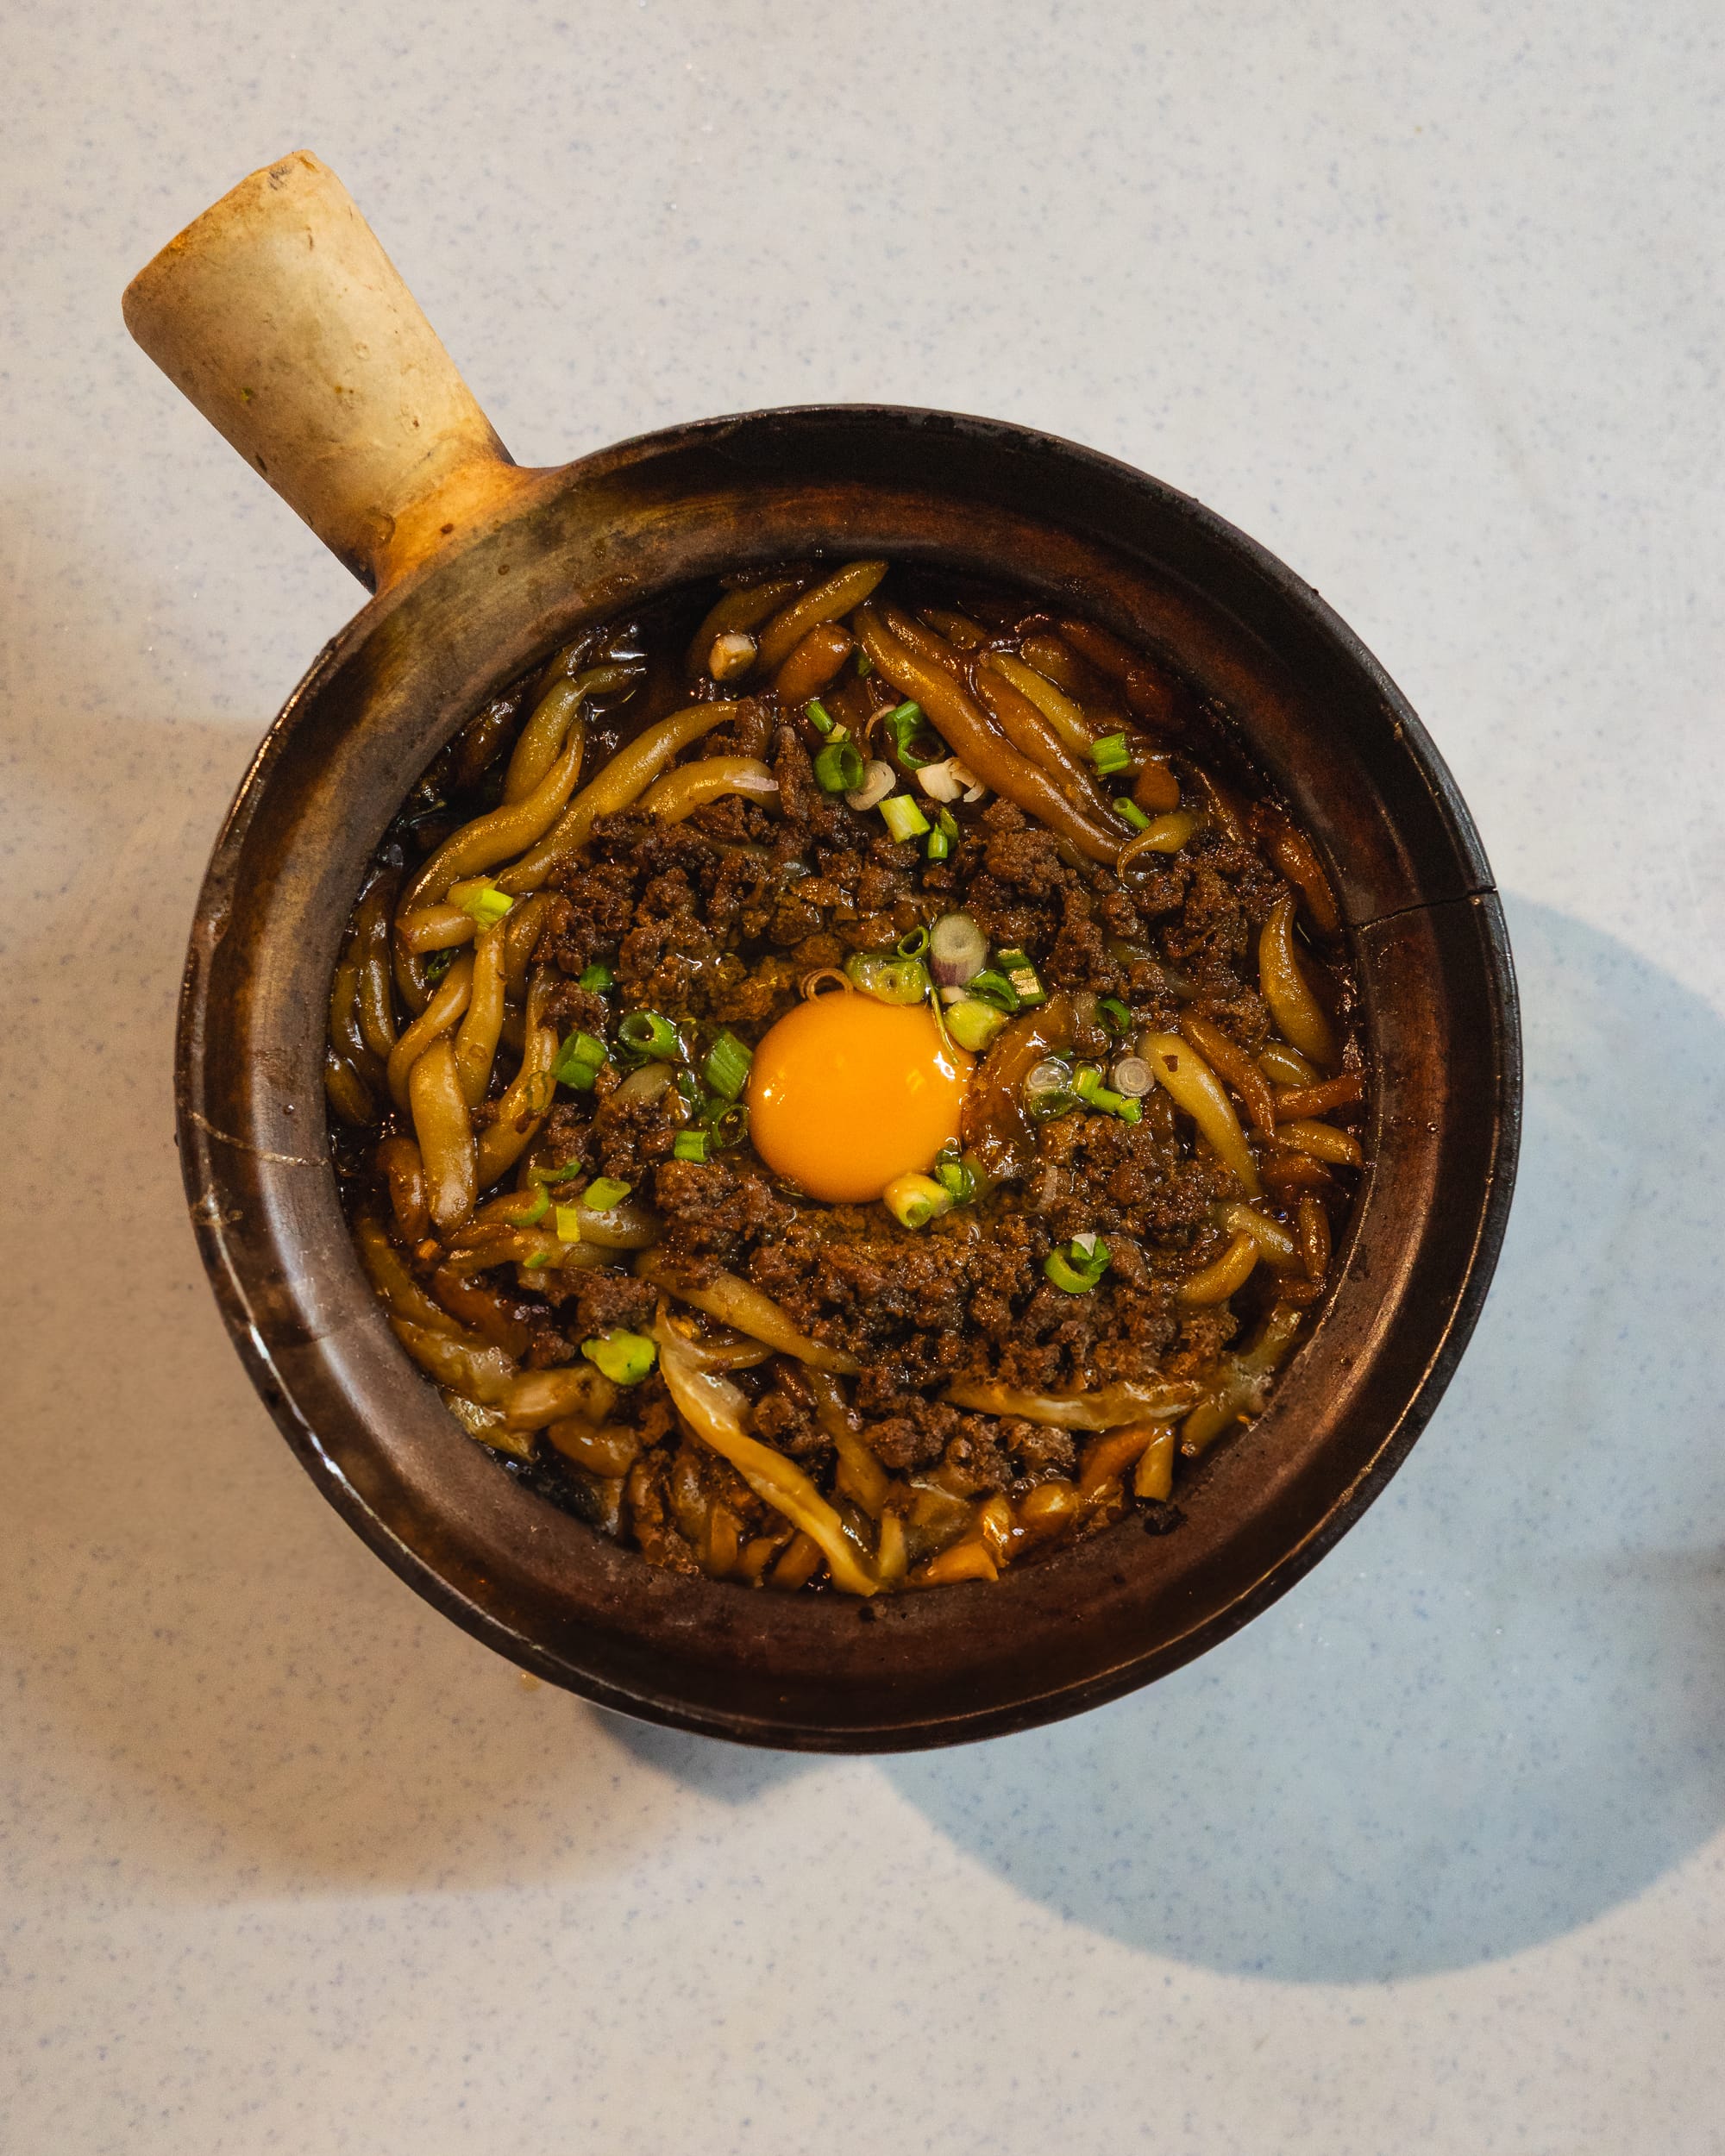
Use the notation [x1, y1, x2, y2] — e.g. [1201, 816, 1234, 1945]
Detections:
[328, 561, 1367, 1595]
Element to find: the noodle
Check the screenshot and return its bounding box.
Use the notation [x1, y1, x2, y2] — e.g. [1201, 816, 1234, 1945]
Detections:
[942, 1376, 1199, 1429]
[496, 703, 735, 892]
[637, 1252, 860, 1372]
[855, 609, 1125, 864]
[638, 755, 779, 824]
[329, 557, 1364, 1596]
[654, 1319, 877, 1595]
[1176, 1231, 1259, 1306]
[401, 731, 586, 912]
[453, 924, 507, 1107]
[407, 1037, 477, 1231]
[1179, 1012, 1276, 1136]
[1259, 896, 1336, 1067]
[685, 575, 807, 670]
[755, 559, 888, 673]
[386, 953, 473, 1109]
[1140, 1031, 1263, 1195]
[472, 1023, 557, 1188]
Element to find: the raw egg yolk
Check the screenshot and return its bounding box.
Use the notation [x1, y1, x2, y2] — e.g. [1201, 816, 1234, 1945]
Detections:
[746, 993, 973, 1202]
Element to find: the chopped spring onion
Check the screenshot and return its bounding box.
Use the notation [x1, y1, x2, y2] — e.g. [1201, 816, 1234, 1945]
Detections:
[946, 999, 1008, 1053]
[503, 1187, 551, 1227]
[578, 962, 615, 992]
[1099, 997, 1132, 1034]
[814, 737, 866, 793]
[845, 951, 931, 1006]
[1091, 733, 1132, 778]
[582, 1175, 633, 1211]
[423, 950, 455, 986]
[618, 1010, 681, 1062]
[1113, 796, 1151, 832]
[581, 1331, 658, 1385]
[884, 700, 937, 768]
[965, 968, 1020, 1013]
[806, 698, 837, 736]
[703, 1029, 753, 1100]
[925, 808, 957, 862]
[528, 1159, 586, 1185]
[879, 793, 932, 843]
[1111, 1054, 1152, 1097]
[929, 910, 988, 987]
[897, 925, 931, 960]
[451, 879, 514, 929]
[995, 947, 1046, 1007]
[855, 650, 874, 678]
[1075, 1064, 1143, 1123]
[934, 1148, 980, 1203]
[673, 1130, 709, 1162]
[704, 1100, 750, 1150]
[554, 1203, 583, 1243]
[883, 1171, 953, 1230]
[523, 1249, 558, 1269]
[1044, 1235, 1112, 1294]
[1024, 1056, 1078, 1119]
[552, 1030, 608, 1090]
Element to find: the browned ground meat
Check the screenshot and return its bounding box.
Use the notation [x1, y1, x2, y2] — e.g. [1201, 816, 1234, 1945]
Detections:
[336, 567, 1364, 1593]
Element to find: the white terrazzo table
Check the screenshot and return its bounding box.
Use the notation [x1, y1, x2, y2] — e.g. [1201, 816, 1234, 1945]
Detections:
[4, 3, 1722, 2149]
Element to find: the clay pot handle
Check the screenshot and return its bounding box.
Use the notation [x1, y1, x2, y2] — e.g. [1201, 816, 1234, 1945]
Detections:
[122, 149, 535, 592]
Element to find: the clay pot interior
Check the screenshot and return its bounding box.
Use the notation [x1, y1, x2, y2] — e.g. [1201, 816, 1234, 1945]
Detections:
[133, 156, 1519, 1750]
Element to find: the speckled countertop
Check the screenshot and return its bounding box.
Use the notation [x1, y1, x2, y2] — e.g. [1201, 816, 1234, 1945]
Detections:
[4, 3, 1723, 2149]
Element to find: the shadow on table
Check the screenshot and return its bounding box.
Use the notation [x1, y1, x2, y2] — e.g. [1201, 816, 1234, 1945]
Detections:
[858, 896, 1725, 1982]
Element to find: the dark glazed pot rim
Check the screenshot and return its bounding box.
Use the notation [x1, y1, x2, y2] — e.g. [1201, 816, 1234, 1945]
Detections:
[177, 404, 1521, 1751]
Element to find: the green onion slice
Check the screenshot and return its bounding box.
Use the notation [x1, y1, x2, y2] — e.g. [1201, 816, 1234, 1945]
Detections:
[945, 999, 1008, 1053]
[523, 1250, 558, 1270]
[672, 1131, 709, 1162]
[883, 700, 938, 769]
[703, 1029, 753, 1101]
[1044, 1235, 1112, 1294]
[925, 828, 951, 862]
[897, 925, 931, 959]
[578, 962, 615, 991]
[964, 968, 1019, 1013]
[582, 1175, 633, 1211]
[528, 1159, 586, 1185]
[453, 881, 514, 929]
[1098, 997, 1132, 1034]
[806, 698, 836, 736]
[846, 951, 931, 1006]
[1091, 733, 1132, 778]
[705, 1100, 750, 1150]
[995, 948, 1046, 1007]
[551, 1031, 608, 1089]
[1024, 1056, 1077, 1119]
[855, 651, 874, 678]
[581, 1331, 658, 1385]
[618, 1010, 681, 1062]
[879, 794, 932, 843]
[503, 1187, 551, 1227]
[554, 1203, 583, 1244]
[814, 738, 866, 793]
[1113, 796, 1151, 832]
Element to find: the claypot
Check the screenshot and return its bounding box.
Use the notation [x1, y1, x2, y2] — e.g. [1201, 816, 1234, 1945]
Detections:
[126, 152, 1519, 1751]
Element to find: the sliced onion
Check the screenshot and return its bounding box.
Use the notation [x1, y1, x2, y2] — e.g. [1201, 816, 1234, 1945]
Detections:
[1110, 1055, 1152, 1097]
[844, 759, 896, 812]
[929, 912, 988, 987]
